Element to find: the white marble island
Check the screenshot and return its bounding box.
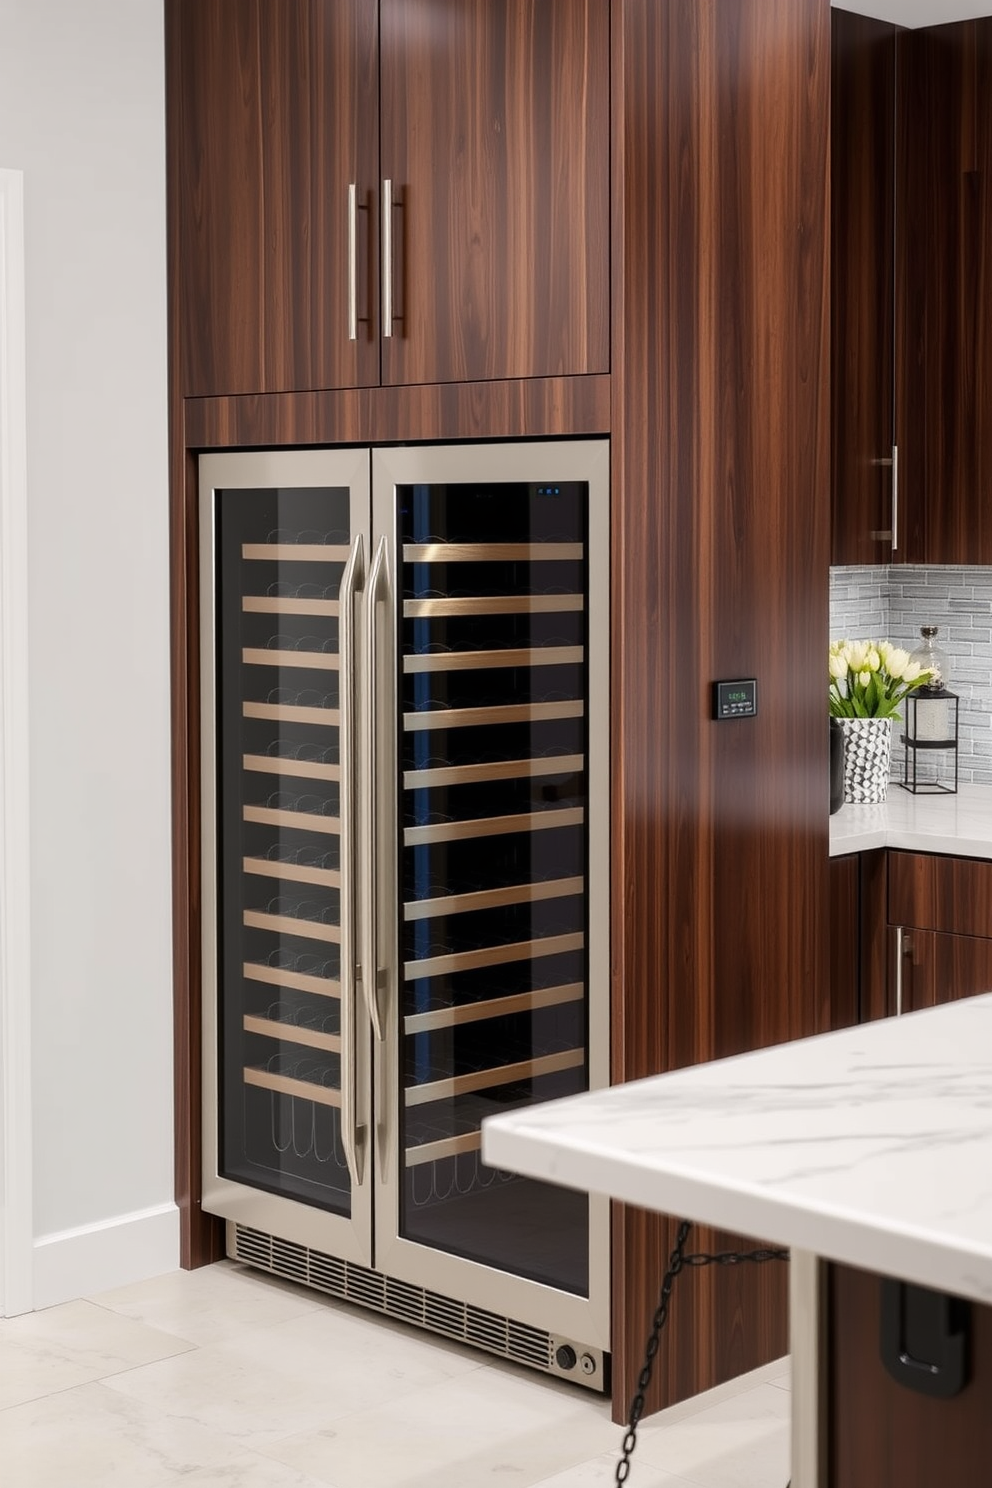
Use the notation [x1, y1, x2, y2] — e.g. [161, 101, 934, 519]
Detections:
[483, 994, 992, 1487]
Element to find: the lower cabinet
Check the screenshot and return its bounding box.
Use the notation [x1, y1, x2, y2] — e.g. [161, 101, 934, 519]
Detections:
[888, 850, 992, 1013]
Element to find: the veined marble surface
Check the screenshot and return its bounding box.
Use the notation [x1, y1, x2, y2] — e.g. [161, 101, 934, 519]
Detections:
[829, 780, 992, 858]
[483, 994, 992, 1304]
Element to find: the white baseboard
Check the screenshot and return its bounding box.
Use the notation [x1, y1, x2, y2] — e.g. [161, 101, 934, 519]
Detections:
[33, 1202, 181, 1310]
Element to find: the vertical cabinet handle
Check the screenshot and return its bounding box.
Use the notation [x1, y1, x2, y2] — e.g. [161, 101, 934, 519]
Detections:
[347, 183, 358, 342]
[891, 443, 899, 553]
[364, 537, 389, 1042]
[338, 533, 366, 1187]
[381, 178, 394, 339]
[895, 925, 907, 1017]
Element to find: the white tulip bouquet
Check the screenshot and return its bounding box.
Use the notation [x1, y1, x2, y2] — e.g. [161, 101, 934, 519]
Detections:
[829, 639, 933, 720]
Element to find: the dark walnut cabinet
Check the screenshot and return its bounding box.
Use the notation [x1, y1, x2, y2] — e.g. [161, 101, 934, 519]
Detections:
[830, 8, 897, 567]
[831, 12, 992, 566]
[167, 0, 831, 1424]
[888, 849, 992, 1012]
[831, 847, 992, 1022]
[170, 0, 610, 397]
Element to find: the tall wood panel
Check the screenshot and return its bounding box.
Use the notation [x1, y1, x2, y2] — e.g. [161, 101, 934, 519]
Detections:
[610, 0, 830, 1420]
[378, 0, 610, 386]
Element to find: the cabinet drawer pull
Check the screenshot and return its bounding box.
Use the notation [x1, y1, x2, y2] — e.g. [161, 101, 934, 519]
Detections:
[347, 182, 358, 342]
[382, 178, 393, 338]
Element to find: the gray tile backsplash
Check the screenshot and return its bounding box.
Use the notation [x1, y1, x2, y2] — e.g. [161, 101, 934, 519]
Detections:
[830, 565, 991, 784]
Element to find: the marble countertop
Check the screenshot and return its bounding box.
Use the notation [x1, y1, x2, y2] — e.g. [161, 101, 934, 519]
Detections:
[482, 994, 992, 1304]
[830, 781, 992, 858]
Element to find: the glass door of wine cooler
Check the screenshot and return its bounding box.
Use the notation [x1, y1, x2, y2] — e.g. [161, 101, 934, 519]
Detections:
[370, 442, 610, 1350]
[200, 449, 374, 1263]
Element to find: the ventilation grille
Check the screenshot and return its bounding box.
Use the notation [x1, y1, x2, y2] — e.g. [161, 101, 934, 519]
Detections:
[232, 1224, 600, 1387]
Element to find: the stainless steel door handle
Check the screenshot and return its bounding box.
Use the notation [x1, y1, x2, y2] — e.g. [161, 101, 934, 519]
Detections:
[382, 179, 393, 339]
[895, 925, 907, 1017]
[891, 443, 899, 553]
[339, 533, 366, 1186]
[364, 536, 388, 1042]
[347, 183, 358, 342]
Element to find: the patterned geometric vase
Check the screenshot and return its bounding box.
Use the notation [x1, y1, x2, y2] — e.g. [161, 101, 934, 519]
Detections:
[839, 717, 893, 804]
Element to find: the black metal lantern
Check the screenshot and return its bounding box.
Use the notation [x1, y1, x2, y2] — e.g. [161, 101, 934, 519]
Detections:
[900, 687, 959, 794]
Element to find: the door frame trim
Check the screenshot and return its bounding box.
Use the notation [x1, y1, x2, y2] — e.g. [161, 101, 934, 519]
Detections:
[0, 167, 34, 1316]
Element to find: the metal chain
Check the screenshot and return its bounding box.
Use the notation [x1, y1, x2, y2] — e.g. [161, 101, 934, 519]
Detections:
[614, 1222, 790, 1488]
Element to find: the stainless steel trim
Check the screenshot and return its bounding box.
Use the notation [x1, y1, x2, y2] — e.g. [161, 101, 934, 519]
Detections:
[404, 807, 584, 847]
[790, 1250, 825, 1487]
[243, 910, 341, 944]
[347, 181, 358, 341]
[404, 982, 584, 1034]
[244, 1067, 342, 1108]
[243, 754, 340, 782]
[404, 931, 584, 982]
[243, 961, 340, 999]
[338, 534, 365, 1188]
[243, 701, 340, 728]
[381, 178, 393, 338]
[243, 856, 341, 889]
[364, 536, 388, 1042]
[892, 442, 899, 552]
[405, 1131, 480, 1167]
[243, 1015, 341, 1054]
[242, 596, 339, 617]
[242, 648, 339, 671]
[243, 805, 340, 834]
[404, 753, 584, 790]
[404, 700, 583, 732]
[403, 646, 583, 675]
[200, 447, 374, 1272]
[404, 876, 584, 922]
[406, 1047, 585, 1107]
[369, 439, 612, 1353]
[404, 542, 583, 564]
[404, 594, 584, 619]
[242, 543, 351, 563]
[895, 925, 905, 1016]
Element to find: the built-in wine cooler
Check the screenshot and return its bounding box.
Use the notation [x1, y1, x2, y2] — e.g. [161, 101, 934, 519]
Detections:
[200, 441, 610, 1386]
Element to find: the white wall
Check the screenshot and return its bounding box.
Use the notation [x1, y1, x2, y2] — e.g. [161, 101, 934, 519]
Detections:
[0, 0, 176, 1305]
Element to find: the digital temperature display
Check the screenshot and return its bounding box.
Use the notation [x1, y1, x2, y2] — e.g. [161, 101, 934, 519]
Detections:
[712, 679, 758, 720]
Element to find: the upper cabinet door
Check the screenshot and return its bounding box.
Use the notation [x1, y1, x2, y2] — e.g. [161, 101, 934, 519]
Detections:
[378, 0, 610, 387]
[172, 0, 379, 397]
[830, 9, 897, 566]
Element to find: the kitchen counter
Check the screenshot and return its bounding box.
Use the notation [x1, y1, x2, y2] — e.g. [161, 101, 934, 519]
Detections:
[482, 993, 992, 1306]
[829, 780, 992, 859]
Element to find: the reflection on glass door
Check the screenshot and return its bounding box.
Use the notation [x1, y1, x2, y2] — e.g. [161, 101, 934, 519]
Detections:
[214, 479, 360, 1216]
[396, 478, 591, 1294]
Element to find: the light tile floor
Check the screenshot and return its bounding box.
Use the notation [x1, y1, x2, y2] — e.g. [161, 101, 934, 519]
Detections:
[0, 1261, 791, 1487]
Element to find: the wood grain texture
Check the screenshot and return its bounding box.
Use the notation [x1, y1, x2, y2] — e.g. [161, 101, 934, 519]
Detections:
[898, 927, 992, 1013]
[829, 1262, 992, 1487]
[888, 849, 992, 939]
[898, 19, 992, 564]
[827, 855, 861, 1032]
[167, 0, 224, 1267]
[378, 0, 610, 385]
[830, 8, 897, 566]
[183, 375, 611, 449]
[610, 0, 830, 1421]
[859, 849, 891, 1022]
[171, 0, 379, 397]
